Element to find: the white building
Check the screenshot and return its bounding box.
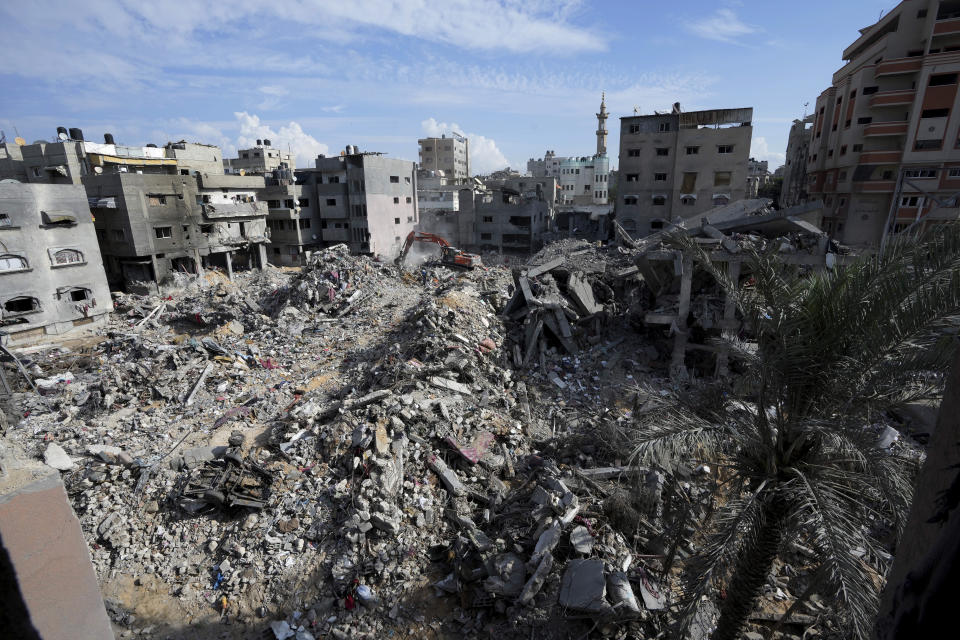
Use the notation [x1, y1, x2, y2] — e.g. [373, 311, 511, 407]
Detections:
[418, 133, 470, 182]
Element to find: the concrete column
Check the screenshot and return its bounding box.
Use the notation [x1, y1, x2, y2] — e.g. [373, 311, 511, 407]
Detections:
[716, 260, 741, 378]
[670, 252, 694, 381]
[149, 254, 160, 282]
[224, 250, 233, 281]
[257, 243, 267, 270]
[193, 248, 203, 278]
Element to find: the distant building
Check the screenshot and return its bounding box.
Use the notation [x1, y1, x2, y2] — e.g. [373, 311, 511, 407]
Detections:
[746, 157, 771, 198]
[780, 116, 813, 208]
[527, 95, 611, 206]
[616, 104, 753, 237]
[805, 0, 960, 246]
[418, 133, 469, 182]
[0, 183, 111, 344]
[224, 139, 296, 174]
[296, 147, 418, 258]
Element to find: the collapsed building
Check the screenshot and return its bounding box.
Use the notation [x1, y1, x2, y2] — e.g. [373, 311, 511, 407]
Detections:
[0, 182, 112, 344]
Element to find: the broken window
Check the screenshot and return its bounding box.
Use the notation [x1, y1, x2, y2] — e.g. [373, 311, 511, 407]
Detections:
[148, 195, 167, 206]
[626, 174, 639, 182]
[69, 288, 90, 302]
[717, 145, 734, 154]
[862, 86, 879, 95]
[0, 254, 28, 271]
[389, 176, 399, 183]
[656, 148, 669, 156]
[52, 249, 84, 265]
[4, 296, 40, 314]
[200, 224, 214, 233]
[0, 213, 12, 227]
[298, 198, 309, 207]
[714, 171, 731, 186]
[681, 196, 696, 205]
[154, 226, 173, 239]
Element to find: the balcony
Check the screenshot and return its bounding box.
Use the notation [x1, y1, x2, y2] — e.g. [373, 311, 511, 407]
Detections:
[863, 122, 909, 137]
[859, 150, 903, 163]
[934, 17, 960, 36]
[875, 57, 923, 76]
[870, 89, 916, 107]
[853, 180, 897, 193]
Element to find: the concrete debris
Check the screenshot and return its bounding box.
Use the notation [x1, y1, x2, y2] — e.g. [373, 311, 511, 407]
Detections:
[43, 442, 75, 471]
[558, 558, 609, 613]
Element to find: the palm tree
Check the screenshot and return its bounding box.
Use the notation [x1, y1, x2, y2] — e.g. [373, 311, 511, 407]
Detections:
[627, 226, 960, 640]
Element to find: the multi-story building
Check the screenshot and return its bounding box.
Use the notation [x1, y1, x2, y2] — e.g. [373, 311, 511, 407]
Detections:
[418, 133, 469, 182]
[296, 147, 418, 258]
[616, 105, 753, 236]
[527, 95, 612, 206]
[806, 0, 960, 246]
[746, 157, 771, 197]
[780, 116, 814, 208]
[224, 139, 296, 174]
[0, 183, 111, 344]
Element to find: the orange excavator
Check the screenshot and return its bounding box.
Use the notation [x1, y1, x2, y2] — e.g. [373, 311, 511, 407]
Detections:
[395, 231, 482, 269]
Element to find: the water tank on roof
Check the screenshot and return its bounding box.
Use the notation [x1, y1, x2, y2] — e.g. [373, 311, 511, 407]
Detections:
[104, 133, 115, 145]
[256, 139, 262, 146]
[68, 128, 84, 141]
[146, 143, 157, 148]
[263, 138, 271, 146]
[56, 126, 68, 140]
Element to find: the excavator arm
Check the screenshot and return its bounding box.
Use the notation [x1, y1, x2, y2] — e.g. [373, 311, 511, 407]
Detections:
[395, 231, 453, 266]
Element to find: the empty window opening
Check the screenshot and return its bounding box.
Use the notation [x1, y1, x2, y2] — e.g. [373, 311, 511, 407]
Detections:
[69, 288, 90, 302]
[154, 226, 173, 239]
[4, 296, 40, 314]
[717, 145, 734, 154]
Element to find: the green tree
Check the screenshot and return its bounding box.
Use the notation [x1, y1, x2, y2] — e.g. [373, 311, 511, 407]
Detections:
[628, 227, 960, 639]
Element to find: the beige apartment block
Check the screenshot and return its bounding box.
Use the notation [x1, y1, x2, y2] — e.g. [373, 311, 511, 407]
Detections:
[616, 105, 753, 237]
[807, 0, 960, 247]
[418, 132, 469, 182]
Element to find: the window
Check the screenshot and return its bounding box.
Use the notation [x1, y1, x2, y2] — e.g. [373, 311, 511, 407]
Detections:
[111, 229, 125, 240]
[407, 216, 414, 223]
[681, 172, 697, 192]
[32, 167, 41, 178]
[622, 196, 637, 205]
[629, 124, 641, 134]
[918, 8, 928, 17]
[69, 289, 89, 302]
[393, 197, 400, 204]
[652, 195, 666, 205]
[626, 174, 639, 182]
[200, 224, 213, 233]
[949, 168, 960, 177]
[148, 195, 167, 206]
[714, 171, 731, 186]
[915, 139, 943, 150]
[394, 217, 400, 224]
[4, 296, 40, 314]
[840, 145, 847, 155]
[406, 197, 412, 203]
[482, 216, 493, 223]
[853, 144, 863, 152]
[329, 176, 340, 183]
[52, 249, 84, 265]
[480, 233, 492, 240]
[681, 196, 696, 205]
[900, 196, 921, 207]
[717, 145, 734, 154]
[904, 168, 937, 178]
[929, 73, 958, 86]
[882, 170, 894, 180]
[839, 171, 847, 180]
[154, 226, 173, 239]
[0, 254, 28, 272]
[654, 172, 667, 181]
[268, 200, 281, 208]
[656, 148, 669, 156]
[862, 86, 879, 95]
[298, 198, 309, 207]
[685, 146, 700, 155]
[326, 198, 337, 206]
[828, 149, 834, 157]
[857, 117, 872, 124]
[405, 176, 411, 184]
[627, 149, 640, 157]
[299, 219, 311, 229]
[921, 108, 950, 118]
[650, 220, 664, 230]
[389, 176, 399, 183]
[845, 119, 852, 128]
[0, 214, 11, 227]
[658, 122, 671, 132]
[96, 228, 106, 241]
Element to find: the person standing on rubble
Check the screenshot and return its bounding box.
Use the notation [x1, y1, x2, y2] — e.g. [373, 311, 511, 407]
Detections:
[421, 268, 429, 287]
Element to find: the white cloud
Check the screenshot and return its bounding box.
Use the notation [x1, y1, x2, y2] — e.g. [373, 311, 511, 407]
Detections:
[421, 118, 511, 174]
[687, 8, 758, 44]
[606, 73, 717, 115]
[234, 112, 329, 167]
[751, 136, 785, 170]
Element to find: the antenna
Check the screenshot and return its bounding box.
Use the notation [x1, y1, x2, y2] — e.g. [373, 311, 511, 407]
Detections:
[0, 130, 5, 145]
[802, 101, 809, 119]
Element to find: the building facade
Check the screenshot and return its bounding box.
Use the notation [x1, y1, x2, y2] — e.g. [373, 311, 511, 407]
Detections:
[616, 106, 753, 237]
[418, 133, 469, 182]
[297, 149, 418, 258]
[806, 0, 960, 246]
[527, 95, 612, 206]
[780, 116, 814, 208]
[746, 157, 771, 198]
[224, 139, 296, 174]
[0, 183, 111, 344]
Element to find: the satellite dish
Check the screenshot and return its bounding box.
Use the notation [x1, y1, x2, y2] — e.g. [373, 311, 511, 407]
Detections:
[14, 137, 26, 146]
[94, 166, 103, 174]
[57, 132, 68, 141]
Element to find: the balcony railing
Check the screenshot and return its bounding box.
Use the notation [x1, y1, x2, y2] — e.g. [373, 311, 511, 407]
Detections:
[870, 89, 916, 107]
[858, 150, 903, 163]
[875, 57, 923, 76]
[934, 17, 960, 36]
[863, 122, 909, 136]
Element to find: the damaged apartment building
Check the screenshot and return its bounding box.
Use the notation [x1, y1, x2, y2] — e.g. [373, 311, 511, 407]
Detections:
[296, 147, 418, 258]
[617, 104, 753, 237]
[224, 140, 307, 267]
[805, 0, 960, 246]
[0, 128, 269, 288]
[0, 182, 111, 344]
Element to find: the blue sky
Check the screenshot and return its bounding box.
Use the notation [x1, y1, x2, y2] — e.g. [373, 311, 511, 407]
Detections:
[0, 0, 894, 174]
